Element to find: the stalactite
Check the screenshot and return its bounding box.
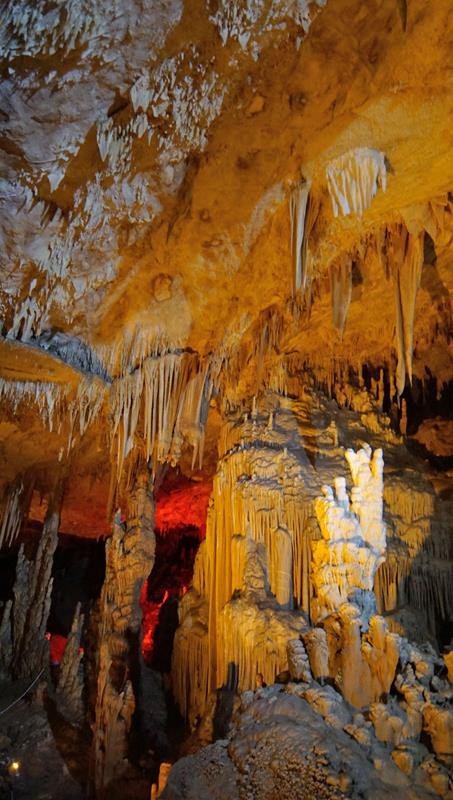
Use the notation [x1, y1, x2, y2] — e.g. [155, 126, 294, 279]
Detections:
[389, 226, 424, 396]
[289, 180, 311, 292]
[68, 376, 107, 448]
[0, 483, 25, 549]
[326, 148, 387, 218]
[11, 480, 64, 680]
[331, 255, 352, 335]
[92, 469, 155, 796]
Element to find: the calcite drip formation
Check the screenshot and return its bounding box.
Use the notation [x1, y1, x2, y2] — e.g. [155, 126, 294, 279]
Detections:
[170, 395, 453, 798]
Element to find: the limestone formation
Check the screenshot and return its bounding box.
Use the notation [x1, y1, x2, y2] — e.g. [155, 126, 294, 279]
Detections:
[313, 445, 386, 626]
[55, 602, 85, 725]
[92, 469, 155, 795]
[172, 402, 316, 722]
[11, 481, 64, 680]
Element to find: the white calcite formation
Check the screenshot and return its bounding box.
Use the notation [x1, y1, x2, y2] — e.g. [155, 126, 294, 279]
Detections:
[209, 0, 326, 51]
[326, 147, 387, 218]
[312, 444, 386, 626]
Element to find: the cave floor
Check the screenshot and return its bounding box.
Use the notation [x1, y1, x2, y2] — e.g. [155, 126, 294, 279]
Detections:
[0, 681, 83, 799]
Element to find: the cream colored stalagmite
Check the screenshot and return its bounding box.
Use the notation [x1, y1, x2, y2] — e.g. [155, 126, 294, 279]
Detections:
[92, 468, 155, 796]
[11, 479, 65, 680]
[311, 446, 401, 708]
[312, 444, 386, 626]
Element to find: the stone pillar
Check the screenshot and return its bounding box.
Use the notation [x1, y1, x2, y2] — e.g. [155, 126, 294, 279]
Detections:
[11, 480, 64, 680]
[92, 468, 155, 797]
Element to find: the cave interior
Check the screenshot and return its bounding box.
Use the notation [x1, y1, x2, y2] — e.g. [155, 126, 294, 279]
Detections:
[0, 1, 453, 799]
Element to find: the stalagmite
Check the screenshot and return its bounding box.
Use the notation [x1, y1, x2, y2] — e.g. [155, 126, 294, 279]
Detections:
[11, 480, 64, 680]
[55, 602, 85, 725]
[92, 468, 155, 796]
[326, 148, 387, 217]
[0, 600, 12, 678]
[313, 445, 386, 625]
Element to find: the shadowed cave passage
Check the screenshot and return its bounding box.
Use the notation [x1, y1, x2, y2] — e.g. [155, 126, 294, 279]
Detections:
[141, 526, 202, 670]
[48, 535, 106, 645]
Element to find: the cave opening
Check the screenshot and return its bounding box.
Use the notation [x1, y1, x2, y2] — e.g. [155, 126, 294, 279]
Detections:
[138, 472, 211, 772]
[141, 526, 201, 671]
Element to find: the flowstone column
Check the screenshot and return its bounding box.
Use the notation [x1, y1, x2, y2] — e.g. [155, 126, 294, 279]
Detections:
[92, 468, 155, 797]
[11, 480, 64, 680]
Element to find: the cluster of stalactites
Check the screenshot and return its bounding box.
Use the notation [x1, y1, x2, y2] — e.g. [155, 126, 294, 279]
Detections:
[302, 217, 425, 402]
[326, 148, 387, 218]
[172, 407, 318, 720]
[384, 225, 424, 396]
[110, 350, 212, 479]
[0, 375, 106, 446]
[0, 342, 213, 488]
[0, 482, 27, 550]
[207, 442, 310, 612]
[313, 445, 386, 627]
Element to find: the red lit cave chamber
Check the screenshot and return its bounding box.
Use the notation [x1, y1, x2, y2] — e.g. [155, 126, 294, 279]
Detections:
[141, 477, 210, 669]
[1, 2, 453, 799]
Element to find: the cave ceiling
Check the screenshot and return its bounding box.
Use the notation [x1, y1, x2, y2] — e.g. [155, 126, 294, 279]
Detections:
[1, 0, 453, 533]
